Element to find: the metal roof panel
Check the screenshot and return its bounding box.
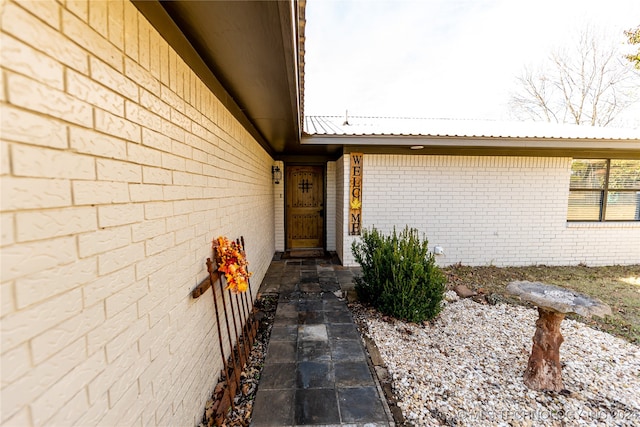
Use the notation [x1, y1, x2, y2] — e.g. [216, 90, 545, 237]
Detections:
[303, 116, 640, 140]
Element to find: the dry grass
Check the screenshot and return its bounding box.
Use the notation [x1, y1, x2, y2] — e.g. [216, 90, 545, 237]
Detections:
[443, 264, 640, 344]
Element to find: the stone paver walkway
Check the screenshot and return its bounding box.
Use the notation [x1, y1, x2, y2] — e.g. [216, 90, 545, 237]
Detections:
[251, 255, 392, 426]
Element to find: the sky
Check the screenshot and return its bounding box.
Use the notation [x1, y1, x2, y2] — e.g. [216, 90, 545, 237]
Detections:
[303, 0, 640, 125]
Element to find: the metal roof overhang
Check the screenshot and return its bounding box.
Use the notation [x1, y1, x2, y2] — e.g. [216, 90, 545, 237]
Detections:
[302, 135, 640, 159]
[132, 0, 341, 160]
[132, 1, 638, 162]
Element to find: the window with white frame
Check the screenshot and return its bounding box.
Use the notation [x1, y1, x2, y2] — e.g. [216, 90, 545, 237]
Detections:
[568, 159, 640, 221]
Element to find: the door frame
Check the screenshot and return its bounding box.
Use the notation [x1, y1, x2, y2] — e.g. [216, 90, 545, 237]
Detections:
[284, 163, 326, 250]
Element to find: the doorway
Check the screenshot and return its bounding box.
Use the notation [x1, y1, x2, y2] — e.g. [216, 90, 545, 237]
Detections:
[286, 165, 324, 249]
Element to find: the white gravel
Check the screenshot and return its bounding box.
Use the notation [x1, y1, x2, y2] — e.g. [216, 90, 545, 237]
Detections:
[359, 291, 640, 426]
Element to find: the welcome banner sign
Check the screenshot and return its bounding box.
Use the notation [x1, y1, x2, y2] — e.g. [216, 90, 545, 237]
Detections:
[349, 152, 363, 235]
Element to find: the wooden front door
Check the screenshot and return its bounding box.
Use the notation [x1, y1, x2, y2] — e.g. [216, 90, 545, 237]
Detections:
[286, 166, 324, 249]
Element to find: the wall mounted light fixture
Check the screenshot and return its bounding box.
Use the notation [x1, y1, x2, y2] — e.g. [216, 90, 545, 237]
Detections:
[272, 165, 282, 184]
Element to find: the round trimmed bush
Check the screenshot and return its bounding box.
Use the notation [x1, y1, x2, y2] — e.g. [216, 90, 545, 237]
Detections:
[351, 226, 446, 323]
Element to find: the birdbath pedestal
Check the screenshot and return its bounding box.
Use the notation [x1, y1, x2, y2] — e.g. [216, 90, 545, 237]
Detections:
[506, 281, 611, 392]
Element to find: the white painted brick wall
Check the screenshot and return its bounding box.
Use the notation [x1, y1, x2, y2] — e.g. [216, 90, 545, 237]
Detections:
[1, 105, 68, 149]
[274, 160, 285, 251]
[326, 161, 337, 251]
[338, 154, 640, 266]
[335, 155, 346, 261]
[0, 2, 275, 426]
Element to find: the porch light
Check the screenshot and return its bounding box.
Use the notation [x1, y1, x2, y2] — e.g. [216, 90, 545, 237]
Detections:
[410, 145, 424, 150]
[272, 165, 282, 184]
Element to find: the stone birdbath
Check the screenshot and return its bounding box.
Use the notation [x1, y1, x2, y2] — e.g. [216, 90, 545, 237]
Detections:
[506, 281, 611, 392]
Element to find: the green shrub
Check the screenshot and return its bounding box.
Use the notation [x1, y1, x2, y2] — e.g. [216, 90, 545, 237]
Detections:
[351, 226, 446, 323]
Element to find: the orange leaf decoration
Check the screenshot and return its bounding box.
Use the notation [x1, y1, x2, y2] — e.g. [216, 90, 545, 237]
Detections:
[213, 236, 252, 293]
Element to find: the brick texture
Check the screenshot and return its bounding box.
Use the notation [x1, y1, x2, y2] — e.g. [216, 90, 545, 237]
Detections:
[338, 154, 640, 266]
[335, 156, 345, 262]
[0, 2, 275, 426]
[326, 161, 337, 251]
[273, 160, 285, 251]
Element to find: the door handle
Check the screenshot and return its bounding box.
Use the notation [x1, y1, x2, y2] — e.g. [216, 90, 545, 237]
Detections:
[319, 209, 324, 218]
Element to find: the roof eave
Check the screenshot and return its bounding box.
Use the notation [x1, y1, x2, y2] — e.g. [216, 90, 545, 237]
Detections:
[301, 134, 640, 158]
[133, 0, 305, 156]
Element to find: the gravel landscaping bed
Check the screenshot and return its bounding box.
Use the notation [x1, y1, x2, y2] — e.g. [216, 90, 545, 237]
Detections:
[354, 291, 640, 426]
[199, 295, 277, 427]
